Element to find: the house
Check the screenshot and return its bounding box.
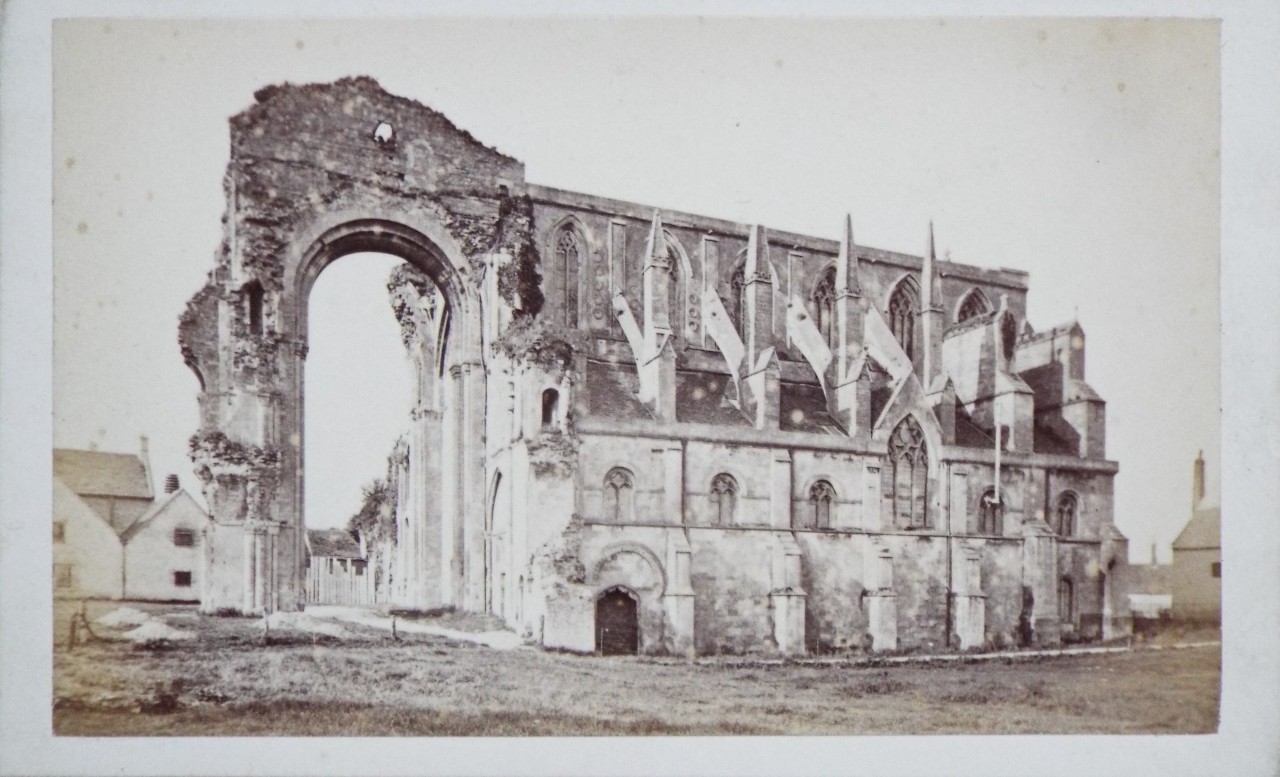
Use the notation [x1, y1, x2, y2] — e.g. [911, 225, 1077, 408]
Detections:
[120, 484, 206, 602]
[52, 478, 124, 599]
[304, 529, 372, 606]
[1171, 452, 1221, 623]
[53, 439, 207, 602]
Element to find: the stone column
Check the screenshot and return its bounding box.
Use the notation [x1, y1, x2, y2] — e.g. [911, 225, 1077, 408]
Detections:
[461, 362, 488, 611]
[865, 546, 898, 651]
[663, 530, 696, 656]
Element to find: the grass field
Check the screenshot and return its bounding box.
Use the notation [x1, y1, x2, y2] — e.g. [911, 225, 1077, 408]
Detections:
[53, 599, 1220, 736]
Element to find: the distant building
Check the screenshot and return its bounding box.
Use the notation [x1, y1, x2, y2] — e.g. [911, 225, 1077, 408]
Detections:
[304, 529, 372, 606]
[1171, 452, 1220, 623]
[53, 439, 205, 601]
[52, 478, 124, 599]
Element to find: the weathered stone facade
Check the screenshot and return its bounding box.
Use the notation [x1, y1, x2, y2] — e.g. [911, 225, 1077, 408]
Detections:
[182, 77, 1130, 652]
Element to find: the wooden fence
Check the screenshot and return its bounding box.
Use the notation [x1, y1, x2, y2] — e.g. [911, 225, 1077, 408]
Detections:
[305, 564, 376, 606]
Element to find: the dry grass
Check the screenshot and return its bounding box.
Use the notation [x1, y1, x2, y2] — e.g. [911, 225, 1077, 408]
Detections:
[53, 600, 1220, 736]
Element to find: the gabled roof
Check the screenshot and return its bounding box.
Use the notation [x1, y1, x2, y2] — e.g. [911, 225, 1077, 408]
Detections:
[1172, 506, 1221, 551]
[119, 489, 206, 543]
[53, 448, 152, 499]
[307, 529, 363, 559]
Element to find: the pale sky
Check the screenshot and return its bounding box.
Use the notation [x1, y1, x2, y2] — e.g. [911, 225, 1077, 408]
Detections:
[52, 17, 1220, 559]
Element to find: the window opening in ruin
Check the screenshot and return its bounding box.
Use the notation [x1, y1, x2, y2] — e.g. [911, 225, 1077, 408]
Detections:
[888, 416, 928, 528]
[244, 280, 265, 335]
[372, 121, 394, 144]
[978, 488, 1003, 535]
[173, 528, 195, 547]
[1058, 577, 1074, 623]
[555, 227, 581, 328]
[957, 289, 990, 323]
[1211, 561, 1221, 578]
[304, 253, 421, 541]
[888, 278, 919, 361]
[813, 268, 837, 350]
[541, 388, 560, 431]
[603, 468, 635, 523]
[809, 480, 836, 529]
[174, 571, 193, 587]
[1055, 493, 1077, 537]
[709, 473, 738, 525]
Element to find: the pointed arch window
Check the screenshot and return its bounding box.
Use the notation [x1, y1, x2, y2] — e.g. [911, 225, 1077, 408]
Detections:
[554, 227, 581, 328]
[888, 416, 928, 528]
[813, 268, 837, 351]
[957, 289, 990, 323]
[978, 488, 1003, 535]
[541, 388, 560, 431]
[1055, 493, 1078, 537]
[709, 473, 738, 525]
[603, 467, 635, 523]
[809, 480, 837, 530]
[730, 265, 747, 339]
[888, 279, 919, 361]
[665, 238, 684, 342]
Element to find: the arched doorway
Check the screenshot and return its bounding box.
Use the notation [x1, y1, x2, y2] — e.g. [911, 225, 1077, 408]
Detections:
[596, 587, 640, 655]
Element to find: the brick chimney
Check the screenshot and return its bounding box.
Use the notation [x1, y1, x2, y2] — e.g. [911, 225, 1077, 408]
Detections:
[164, 474, 180, 494]
[1192, 450, 1205, 509]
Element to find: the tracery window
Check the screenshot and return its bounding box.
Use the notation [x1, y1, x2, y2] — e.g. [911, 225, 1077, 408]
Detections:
[813, 268, 837, 350]
[888, 279, 919, 361]
[603, 467, 636, 523]
[957, 289, 989, 323]
[809, 480, 836, 530]
[888, 416, 929, 528]
[1055, 493, 1078, 537]
[730, 266, 747, 338]
[978, 488, 1003, 535]
[554, 227, 581, 328]
[709, 473, 738, 525]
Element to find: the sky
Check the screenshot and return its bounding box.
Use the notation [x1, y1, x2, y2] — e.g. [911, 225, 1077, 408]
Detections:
[51, 17, 1220, 559]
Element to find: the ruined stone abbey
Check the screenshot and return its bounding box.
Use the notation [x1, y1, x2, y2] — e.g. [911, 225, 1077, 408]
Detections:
[180, 77, 1132, 655]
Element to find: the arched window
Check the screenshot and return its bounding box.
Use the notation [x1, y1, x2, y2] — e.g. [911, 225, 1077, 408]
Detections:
[730, 265, 747, 338]
[813, 268, 837, 350]
[554, 227, 581, 328]
[978, 488, 1003, 535]
[709, 473, 738, 525]
[888, 416, 928, 528]
[244, 280, 265, 335]
[809, 480, 836, 530]
[957, 289, 990, 323]
[665, 239, 684, 341]
[1055, 493, 1077, 537]
[887, 278, 919, 361]
[1058, 577, 1074, 623]
[603, 468, 635, 523]
[541, 388, 559, 431]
